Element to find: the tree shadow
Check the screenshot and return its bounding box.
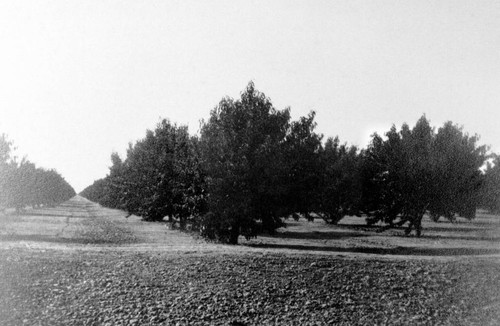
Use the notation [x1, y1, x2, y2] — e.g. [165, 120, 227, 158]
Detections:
[423, 226, 491, 233]
[273, 231, 369, 240]
[245, 243, 500, 256]
[282, 221, 303, 227]
[422, 234, 500, 242]
[471, 220, 500, 226]
[334, 223, 406, 233]
[335, 223, 492, 234]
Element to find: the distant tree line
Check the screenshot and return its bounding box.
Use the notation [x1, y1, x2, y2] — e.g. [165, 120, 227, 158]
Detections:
[0, 134, 75, 212]
[80, 82, 499, 243]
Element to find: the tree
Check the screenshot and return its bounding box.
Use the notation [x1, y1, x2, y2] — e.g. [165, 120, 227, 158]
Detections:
[0, 133, 75, 211]
[282, 112, 323, 221]
[10, 159, 37, 210]
[0, 134, 14, 209]
[480, 154, 500, 213]
[361, 116, 487, 236]
[428, 122, 487, 221]
[360, 125, 411, 227]
[81, 120, 206, 228]
[120, 120, 204, 225]
[317, 137, 362, 224]
[80, 178, 109, 206]
[100, 152, 127, 209]
[199, 82, 292, 244]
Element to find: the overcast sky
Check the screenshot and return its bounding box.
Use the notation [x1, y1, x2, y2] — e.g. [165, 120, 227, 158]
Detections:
[1, 0, 499, 192]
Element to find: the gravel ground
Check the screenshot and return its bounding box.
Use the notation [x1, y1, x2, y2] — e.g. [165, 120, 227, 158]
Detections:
[0, 249, 499, 326]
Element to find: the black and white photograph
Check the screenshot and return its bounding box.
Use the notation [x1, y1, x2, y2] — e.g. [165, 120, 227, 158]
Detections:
[1, 1, 499, 325]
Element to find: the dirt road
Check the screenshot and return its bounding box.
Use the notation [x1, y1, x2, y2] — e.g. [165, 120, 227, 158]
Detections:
[0, 195, 234, 254]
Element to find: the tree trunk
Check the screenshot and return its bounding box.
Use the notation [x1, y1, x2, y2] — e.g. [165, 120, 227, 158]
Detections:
[405, 212, 424, 237]
[405, 221, 413, 236]
[415, 215, 423, 237]
[179, 216, 186, 230]
[229, 222, 240, 245]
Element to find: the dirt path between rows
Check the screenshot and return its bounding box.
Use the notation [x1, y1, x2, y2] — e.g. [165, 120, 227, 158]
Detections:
[1, 195, 499, 261]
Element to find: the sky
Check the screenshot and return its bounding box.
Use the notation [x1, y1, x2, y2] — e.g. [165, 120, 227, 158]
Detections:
[1, 0, 499, 193]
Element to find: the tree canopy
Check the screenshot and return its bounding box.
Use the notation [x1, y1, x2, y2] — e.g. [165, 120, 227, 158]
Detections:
[80, 83, 496, 242]
[0, 134, 75, 211]
[480, 155, 500, 213]
[360, 117, 487, 235]
[199, 82, 293, 243]
[81, 119, 206, 227]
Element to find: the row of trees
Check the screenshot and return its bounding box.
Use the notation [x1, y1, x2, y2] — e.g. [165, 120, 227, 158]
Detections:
[0, 134, 75, 211]
[81, 83, 498, 243]
[80, 122, 205, 227]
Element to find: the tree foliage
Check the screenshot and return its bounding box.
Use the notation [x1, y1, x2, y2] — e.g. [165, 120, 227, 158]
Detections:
[480, 155, 500, 213]
[317, 137, 362, 224]
[199, 83, 292, 243]
[282, 112, 323, 221]
[360, 116, 487, 236]
[198, 83, 358, 243]
[81, 120, 206, 227]
[0, 134, 75, 211]
[80, 84, 494, 242]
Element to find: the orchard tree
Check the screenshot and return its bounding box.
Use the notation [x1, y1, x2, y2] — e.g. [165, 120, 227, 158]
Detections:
[360, 125, 411, 227]
[480, 154, 500, 213]
[317, 137, 362, 224]
[361, 116, 487, 236]
[117, 121, 184, 221]
[0, 134, 14, 209]
[81, 119, 206, 228]
[0, 134, 13, 165]
[428, 122, 487, 221]
[11, 159, 38, 210]
[80, 178, 109, 206]
[124, 120, 205, 226]
[199, 82, 292, 244]
[100, 152, 127, 209]
[283, 112, 323, 221]
[0, 137, 75, 210]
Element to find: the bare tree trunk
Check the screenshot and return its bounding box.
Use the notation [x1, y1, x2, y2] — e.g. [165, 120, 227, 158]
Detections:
[229, 222, 240, 245]
[415, 216, 422, 237]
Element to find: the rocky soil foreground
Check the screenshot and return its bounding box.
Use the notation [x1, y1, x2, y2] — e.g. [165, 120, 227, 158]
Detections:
[0, 249, 499, 326]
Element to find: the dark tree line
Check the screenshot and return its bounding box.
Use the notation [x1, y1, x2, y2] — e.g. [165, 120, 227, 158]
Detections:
[0, 134, 75, 211]
[81, 83, 497, 243]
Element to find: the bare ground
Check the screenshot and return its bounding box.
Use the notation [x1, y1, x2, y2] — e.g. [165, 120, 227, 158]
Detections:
[0, 196, 499, 325]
